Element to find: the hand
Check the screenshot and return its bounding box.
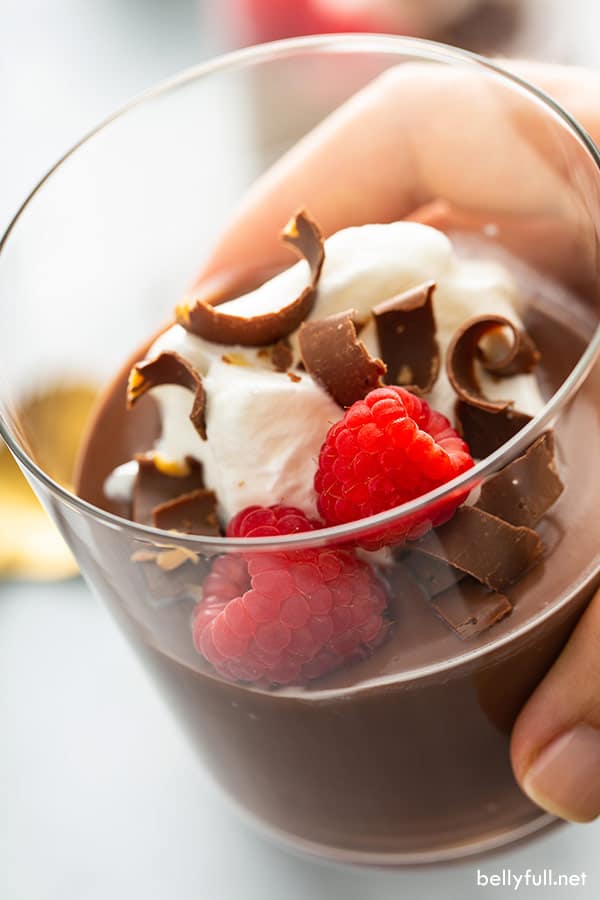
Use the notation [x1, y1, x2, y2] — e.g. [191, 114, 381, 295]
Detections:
[197, 59, 600, 823]
[196, 60, 600, 296]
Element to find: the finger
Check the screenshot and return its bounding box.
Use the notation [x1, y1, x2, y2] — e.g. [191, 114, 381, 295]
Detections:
[196, 61, 600, 286]
[195, 66, 426, 285]
[509, 59, 600, 141]
[407, 199, 593, 295]
[511, 586, 600, 822]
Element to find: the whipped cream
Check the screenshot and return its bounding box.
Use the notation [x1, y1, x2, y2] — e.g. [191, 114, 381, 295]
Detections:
[104, 221, 545, 522]
[149, 362, 341, 520]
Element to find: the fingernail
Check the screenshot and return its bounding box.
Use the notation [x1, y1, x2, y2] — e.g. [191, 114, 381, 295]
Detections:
[523, 724, 600, 822]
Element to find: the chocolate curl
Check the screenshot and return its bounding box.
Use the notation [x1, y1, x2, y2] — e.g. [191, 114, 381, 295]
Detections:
[128, 351, 206, 440]
[176, 209, 324, 346]
[153, 488, 219, 536]
[281, 207, 325, 281]
[373, 281, 440, 393]
[476, 431, 563, 527]
[132, 456, 207, 527]
[430, 579, 512, 640]
[455, 402, 532, 459]
[298, 309, 386, 407]
[446, 315, 540, 413]
[448, 315, 539, 456]
[414, 506, 543, 592]
[480, 325, 540, 378]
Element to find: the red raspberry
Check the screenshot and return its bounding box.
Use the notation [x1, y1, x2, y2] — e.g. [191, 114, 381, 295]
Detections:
[227, 504, 319, 538]
[315, 387, 474, 547]
[192, 505, 388, 685]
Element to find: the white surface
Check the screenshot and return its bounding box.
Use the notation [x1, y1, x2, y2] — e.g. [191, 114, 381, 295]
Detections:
[2, 1, 600, 898]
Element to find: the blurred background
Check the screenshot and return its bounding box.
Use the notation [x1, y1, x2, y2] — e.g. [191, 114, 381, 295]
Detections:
[2, 2, 600, 898]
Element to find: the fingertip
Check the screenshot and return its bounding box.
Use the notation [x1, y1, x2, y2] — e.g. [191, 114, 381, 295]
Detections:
[518, 725, 600, 823]
[510, 587, 600, 820]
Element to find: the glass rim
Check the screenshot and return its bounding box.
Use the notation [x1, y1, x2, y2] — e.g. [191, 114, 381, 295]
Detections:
[1, 32, 600, 554]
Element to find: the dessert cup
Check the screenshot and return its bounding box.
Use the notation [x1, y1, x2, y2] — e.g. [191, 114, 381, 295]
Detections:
[1, 36, 599, 865]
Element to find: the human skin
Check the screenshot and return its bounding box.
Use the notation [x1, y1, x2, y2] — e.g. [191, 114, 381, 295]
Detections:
[193, 60, 600, 823]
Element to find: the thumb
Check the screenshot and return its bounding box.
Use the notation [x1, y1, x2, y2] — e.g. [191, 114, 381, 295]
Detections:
[511, 586, 600, 822]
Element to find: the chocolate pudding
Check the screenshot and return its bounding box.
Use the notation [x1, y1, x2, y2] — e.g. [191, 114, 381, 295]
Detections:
[74, 234, 600, 862]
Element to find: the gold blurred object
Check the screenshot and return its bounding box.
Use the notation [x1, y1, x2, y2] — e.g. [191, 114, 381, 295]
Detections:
[0, 384, 97, 580]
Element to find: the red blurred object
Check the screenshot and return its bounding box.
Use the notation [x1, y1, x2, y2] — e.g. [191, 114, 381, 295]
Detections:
[233, 0, 411, 45]
[225, 1, 527, 57]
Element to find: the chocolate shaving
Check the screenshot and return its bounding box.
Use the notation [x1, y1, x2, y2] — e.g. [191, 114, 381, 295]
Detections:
[406, 553, 465, 597]
[271, 339, 294, 372]
[414, 506, 543, 592]
[281, 207, 325, 279]
[430, 579, 512, 640]
[373, 281, 440, 393]
[455, 401, 532, 458]
[476, 431, 563, 527]
[408, 431, 562, 623]
[153, 488, 219, 536]
[447, 315, 539, 413]
[132, 456, 206, 526]
[176, 209, 324, 346]
[298, 309, 386, 407]
[132, 547, 209, 600]
[128, 351, 206, 440]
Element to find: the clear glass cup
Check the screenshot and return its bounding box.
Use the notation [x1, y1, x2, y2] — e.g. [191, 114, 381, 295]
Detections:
[1, 36, 599, 865]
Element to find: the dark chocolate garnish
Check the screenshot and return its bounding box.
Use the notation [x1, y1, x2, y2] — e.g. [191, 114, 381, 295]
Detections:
[281, 207, 325, 279]
[406, 553, 465, 597]
[430, 579, 512, 640]
[455, 401, 533, 458]
[271, 339, 294, 372]
[176, 209, 324, 346]
[153, 488, 219, 536]
[373, 281, 440, 393]
[476, 431, 563, 527]
[482, 326, 540, 377]
[132, 456, 206, 527]
[128, 351, 206, 440]
[447, 315, 539, 413]
[408, 447, 556, 595]
[414, 506, 543, 592]
[131, 546, 210, 602]
[298, 309, 386, 407]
